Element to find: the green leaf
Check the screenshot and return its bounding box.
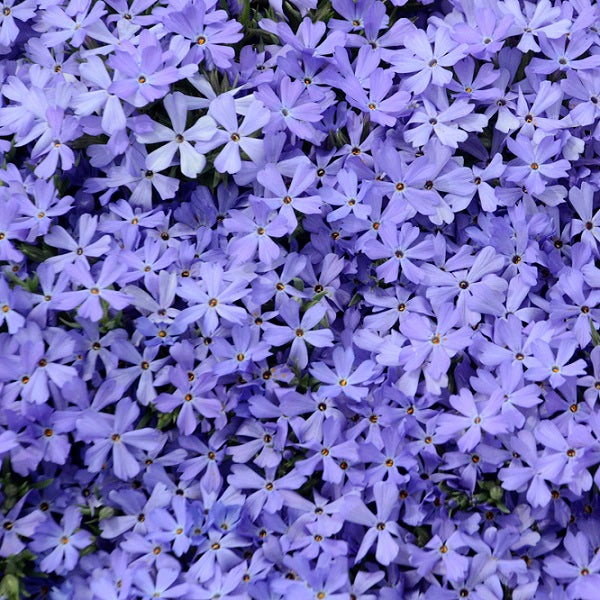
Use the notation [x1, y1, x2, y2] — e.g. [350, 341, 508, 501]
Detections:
[58, 315, 82, 329]
[157, 410, 177, 430]
[240, 0, 250, 25]
[489, 485, 504, 501]
[0, 573, 20, 600]
[31, 478, 53, 491]
[80, 543, 97, 557]
[17, 243, 54, 263]
[98, 506, 115, 521]
[302, 291, 327, 311]
[590, 317, 600, 346]
[349, 293, 363, 307]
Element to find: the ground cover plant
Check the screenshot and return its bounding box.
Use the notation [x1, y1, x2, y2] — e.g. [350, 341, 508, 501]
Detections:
[1, 0, 600, 598]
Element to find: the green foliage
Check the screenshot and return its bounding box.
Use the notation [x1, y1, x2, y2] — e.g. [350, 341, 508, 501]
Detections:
[0, 551, 38, 600]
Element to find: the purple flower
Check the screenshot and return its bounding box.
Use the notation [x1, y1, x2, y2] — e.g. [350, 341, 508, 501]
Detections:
[223, 201, 288, 265]
[421, 245, 508, 325]
[392, 27, 467, 95]
[263, 299, 333, 369]
[108, 32, 195, 108]
[132, 566, 189, 599]
[342, 482, 402, 565]
[256, 163, 322, 233]
[227, 465, 307, 521]
[501, 0, 570, 53]
[162, 0, 243, 69]
[364, 222, 433, 284]
[544, 531, 600, 598]
[256, 76, 326, 144]
[44, 214, 112, 270]
[309, 346, 378, 402]
[0, 494, 44, 557]
[577, 346, 600, 407]
[53, 258, 131, 322]
[506, 134, 571, 195]
[135, 92, 215, 178]
[29, 506, 92, 574]
[345, 67, 410, 127]
[76, 398, 162, 480]
[155, 368, 222, 434]
[205, 94, 270, 174]
[398, 303, 473, 383]
[524, 339, 587, 388]
[176, 263, 250, 333]
[452, 11, 513, 59]
[436, 389, 509, 452]
[0, 0, 35, 47]
[405, 94, 487, 149]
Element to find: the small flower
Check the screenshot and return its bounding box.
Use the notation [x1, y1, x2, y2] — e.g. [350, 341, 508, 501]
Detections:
[29, 506, 92, 574]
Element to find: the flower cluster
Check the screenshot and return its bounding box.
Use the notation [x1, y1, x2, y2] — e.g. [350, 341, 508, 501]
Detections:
[1, 0, 600, 598]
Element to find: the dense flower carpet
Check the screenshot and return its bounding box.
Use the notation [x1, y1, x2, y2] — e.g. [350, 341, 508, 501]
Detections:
[2, 0, 600, 598]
